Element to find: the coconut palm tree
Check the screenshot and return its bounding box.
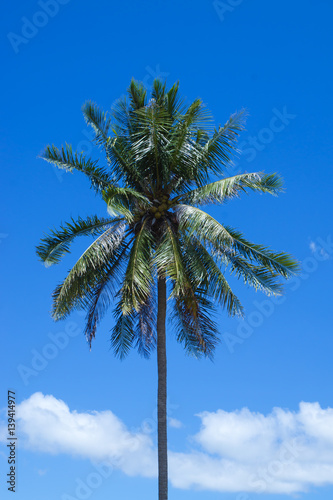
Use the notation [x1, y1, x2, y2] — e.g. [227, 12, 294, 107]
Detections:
[36, 79, 298, 500]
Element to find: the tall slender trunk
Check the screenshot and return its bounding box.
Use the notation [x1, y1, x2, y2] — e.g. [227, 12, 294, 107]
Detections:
[157, 275, 168, 500]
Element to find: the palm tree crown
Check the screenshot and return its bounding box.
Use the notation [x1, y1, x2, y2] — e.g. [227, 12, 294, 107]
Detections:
[37, 78, 297, 355]
[36, 79, 298, 500]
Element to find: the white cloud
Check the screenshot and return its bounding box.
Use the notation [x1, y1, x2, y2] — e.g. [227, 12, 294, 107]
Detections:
[169, 417, 182, 428]
[16, 392, 157, 478]
[171, 402, 333, 493]
[7, 393, 333, 494]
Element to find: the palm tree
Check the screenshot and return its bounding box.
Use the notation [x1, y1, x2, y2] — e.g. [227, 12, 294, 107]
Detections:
[36, 79, 298, 500]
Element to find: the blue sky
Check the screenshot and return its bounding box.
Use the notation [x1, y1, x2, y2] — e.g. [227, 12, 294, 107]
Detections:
[1, 0, 333, 498]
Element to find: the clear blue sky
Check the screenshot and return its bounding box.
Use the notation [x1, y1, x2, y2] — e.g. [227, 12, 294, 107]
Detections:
[1, 1, 333, 499]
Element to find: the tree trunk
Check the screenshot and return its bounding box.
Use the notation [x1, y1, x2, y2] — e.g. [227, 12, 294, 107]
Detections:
[157, 275, 168, 500]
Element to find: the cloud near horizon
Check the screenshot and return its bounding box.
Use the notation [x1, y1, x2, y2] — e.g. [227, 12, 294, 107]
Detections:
[4, 393, 333, 494]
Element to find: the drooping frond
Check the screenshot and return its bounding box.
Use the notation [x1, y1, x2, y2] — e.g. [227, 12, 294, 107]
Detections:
[121, 219, 154, 313]
[83, 244, 129, 346]
[155, 220, 189, 296]
[111, 289, 156, 359]
[41, 144, 112, 193]
[177, 205, 298, 279]
[172, 291, 219, 358]
[52, 223, 127, 320]
[136, 291, 157, 358]
[111, 303, 136, 359]
[222, 226, 299, 278]
[82, 101, 111, 146]
[183, 235, 244, 317]
[221, 250, 284, 296]
[36, 215, 116, 266]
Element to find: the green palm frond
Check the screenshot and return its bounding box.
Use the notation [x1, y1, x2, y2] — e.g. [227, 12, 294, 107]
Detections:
[106, 135, 148, 190]
[177, 204, 234, 247]
[172, 291, 219, 358]
[102, 186, 150, 221]
[136, 292, 157, 358]
[52, 223, 127, 320]
[111, 291, 156, 359]
[121, 219, 154, 313]
[36, 215, 116, 266]
[155, 220, 189, 296]
[177, 205, 298, 279]
[110, 96, 132, 135]
[179, 172, 283, 206]
[222, 226, 299, 278]
[164, 81, 187, 118]
[83, 244, 129, 347]
[183, 235, 244, 317]
[111, 303, 136, 359]
[130, 104, 172, 188]
[200, 110, 246, 177]
[128, 79, 147, 110]
[221, 250, 284, 295]
[82, 101, 111, 146]
[151, 79, 167, 106]
[168, 99, 212, 181]
[41, 144, 112, 193]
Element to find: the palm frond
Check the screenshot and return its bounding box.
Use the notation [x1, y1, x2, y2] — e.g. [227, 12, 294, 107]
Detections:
[102, 186, 150, 221]
[111, 303, 136, 359]
[129, 104, 172, 189]
[199, 110, 246, 177]
[222, 226, 299, 278]
[177, 204, 234, 246]
[110, 96, 132, 136]
[221, 250, 284, 295]
[172, 291, 219, 358]
[155, 220, 189, 296]
[128, 79, 147, 110]
[164, 81, 187, 118]
[41, 144, 112, 193]
[177, 205, 298, 278]
[168, 99, 212, 179]
[179, 172, 283, 206]
[121, 219, 154, 313]
[83, 244, 129, 347]
[52, 223, 127, 320]
[136, 291, 157, 358]
[106, 136, 148, 190]
[36, 215, 116, 266]
[151, 79, 167, 105]
[183, 235, 244, 317]
[82, 101, 111, 146]
[111, 290, 156, 359]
